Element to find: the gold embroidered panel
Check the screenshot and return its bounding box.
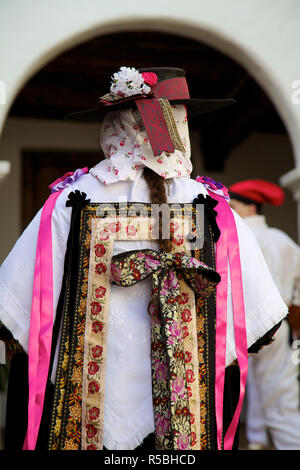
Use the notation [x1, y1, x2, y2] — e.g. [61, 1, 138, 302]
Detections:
[48, 201, 216, 451]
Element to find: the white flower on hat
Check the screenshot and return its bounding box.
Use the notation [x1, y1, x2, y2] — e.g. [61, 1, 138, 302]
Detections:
[110, 66, 151, 97]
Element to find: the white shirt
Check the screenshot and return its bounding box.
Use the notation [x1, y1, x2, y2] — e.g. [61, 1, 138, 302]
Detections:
[244, 215, 300, 450]
[244, 215, 300, 306]
[0, 171, 288, 449]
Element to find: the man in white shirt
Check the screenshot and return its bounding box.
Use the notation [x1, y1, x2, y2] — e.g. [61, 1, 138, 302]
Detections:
[229, 179, 300, 450]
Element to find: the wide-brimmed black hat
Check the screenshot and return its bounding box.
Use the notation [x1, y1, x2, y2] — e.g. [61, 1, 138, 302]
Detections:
[64, 67, 235, 156]
[64, 67, 235, 122]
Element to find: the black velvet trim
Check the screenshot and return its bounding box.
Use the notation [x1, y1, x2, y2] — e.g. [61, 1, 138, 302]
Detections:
[192, 194, 221, 243]
[48, 191, 90, 380]
[202, 215, 218, 449]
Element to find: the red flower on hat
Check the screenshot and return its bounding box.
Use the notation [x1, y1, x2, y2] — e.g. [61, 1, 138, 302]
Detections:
[141, 72, 158, 86]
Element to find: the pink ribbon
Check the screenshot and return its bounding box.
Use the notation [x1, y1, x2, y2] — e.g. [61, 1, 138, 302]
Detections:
[23, 167, 89, 450]
[22, 169, 246, 450]
[209, 192, 248, 450]
[23, 190, 63, 450]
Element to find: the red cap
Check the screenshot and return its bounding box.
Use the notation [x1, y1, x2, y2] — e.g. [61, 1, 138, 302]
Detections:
[229, 179, 285, 206]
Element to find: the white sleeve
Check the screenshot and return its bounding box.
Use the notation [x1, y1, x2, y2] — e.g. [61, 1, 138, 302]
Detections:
[0, 209, 41, 351]
[0, 190, 71, 352]
[225, 210, 288, 366]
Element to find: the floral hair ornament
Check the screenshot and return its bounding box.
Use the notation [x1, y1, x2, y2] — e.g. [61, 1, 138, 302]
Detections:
[64, 67, 235, 158]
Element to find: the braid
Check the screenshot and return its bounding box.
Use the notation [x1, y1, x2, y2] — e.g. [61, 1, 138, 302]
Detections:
[143, 167, 173, 320]
[143, 167, 172, 253]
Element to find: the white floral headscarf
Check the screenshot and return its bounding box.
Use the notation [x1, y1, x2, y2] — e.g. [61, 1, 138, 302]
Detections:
[89, 104, 192, 185]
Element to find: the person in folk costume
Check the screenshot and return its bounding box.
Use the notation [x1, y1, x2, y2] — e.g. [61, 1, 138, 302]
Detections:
[0, 68, 288, 451]
[229, 179, 300, 450]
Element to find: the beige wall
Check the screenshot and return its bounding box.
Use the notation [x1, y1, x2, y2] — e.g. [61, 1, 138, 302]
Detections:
[0, 117, 296, 263]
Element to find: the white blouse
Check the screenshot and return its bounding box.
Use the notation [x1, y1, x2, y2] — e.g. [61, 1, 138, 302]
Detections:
[0, 171, 288, 449]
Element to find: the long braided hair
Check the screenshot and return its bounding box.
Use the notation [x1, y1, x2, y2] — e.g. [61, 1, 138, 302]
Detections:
[143, 167, 173, 320]
[143, 167, 173, 253]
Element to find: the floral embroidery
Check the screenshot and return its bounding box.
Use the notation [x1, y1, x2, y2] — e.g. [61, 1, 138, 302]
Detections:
[49, 228, 90, 450]
[49, 202, 218, 451]
[125, 224, 137, 237]
[95, 244, 106, 257]
[81, 219, 113, 450]
[91, 302, 102, 315]
[141, 72, 158, 86]
[110, 248, 220, 449]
